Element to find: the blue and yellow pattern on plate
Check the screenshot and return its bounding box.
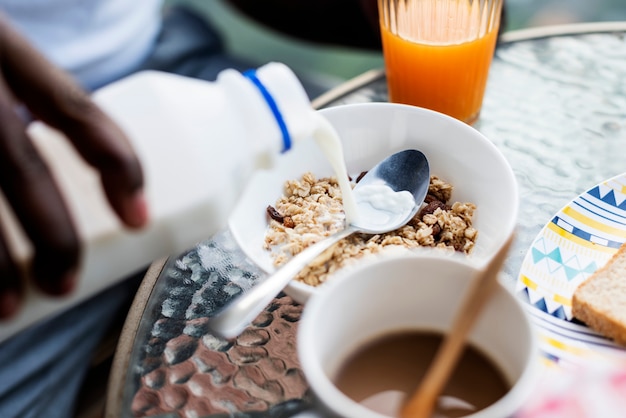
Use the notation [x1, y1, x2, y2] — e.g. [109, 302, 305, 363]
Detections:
[517, 173, 626, 364]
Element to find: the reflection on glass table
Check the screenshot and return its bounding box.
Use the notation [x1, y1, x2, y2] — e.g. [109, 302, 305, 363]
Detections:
[107, 22, 626, 418]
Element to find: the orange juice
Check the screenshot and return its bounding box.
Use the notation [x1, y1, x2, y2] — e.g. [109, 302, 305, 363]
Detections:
[379, 0, 501, 124]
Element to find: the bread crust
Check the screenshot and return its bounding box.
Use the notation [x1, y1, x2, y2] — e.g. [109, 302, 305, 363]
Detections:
[572, 243, 626, 346]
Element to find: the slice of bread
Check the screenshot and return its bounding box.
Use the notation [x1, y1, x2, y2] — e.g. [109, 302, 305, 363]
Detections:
[572, 243, 626, 346]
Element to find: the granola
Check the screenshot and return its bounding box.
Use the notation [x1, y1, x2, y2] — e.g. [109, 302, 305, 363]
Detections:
[264, 172, 477, 286]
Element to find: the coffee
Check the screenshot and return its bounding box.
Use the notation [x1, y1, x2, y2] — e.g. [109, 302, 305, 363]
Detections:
[334, 331, 510, 418]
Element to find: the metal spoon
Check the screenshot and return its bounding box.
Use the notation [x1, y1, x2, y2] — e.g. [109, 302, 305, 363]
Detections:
[208, 149, 430, 339]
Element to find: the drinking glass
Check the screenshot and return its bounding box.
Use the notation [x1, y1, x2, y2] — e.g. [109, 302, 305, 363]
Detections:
[378, 0, 503, 124]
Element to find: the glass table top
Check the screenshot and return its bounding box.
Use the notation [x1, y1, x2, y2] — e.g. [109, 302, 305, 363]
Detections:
[108, 22, 626, 418]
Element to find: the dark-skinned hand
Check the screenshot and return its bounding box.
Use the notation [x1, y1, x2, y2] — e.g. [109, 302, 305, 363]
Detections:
[0, 14, 148, 319]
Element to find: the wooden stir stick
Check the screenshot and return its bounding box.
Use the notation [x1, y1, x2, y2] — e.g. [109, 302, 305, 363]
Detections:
[399, 234, 515, 418]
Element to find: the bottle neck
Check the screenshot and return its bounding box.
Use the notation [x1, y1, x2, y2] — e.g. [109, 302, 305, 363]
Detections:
[243, 68, 292, 152]
[242, 63, 316, 150]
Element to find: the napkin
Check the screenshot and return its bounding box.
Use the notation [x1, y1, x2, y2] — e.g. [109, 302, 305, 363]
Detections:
[515, 359, 626, 418]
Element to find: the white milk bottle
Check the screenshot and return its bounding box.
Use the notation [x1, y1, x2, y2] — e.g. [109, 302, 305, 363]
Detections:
[0, 62, 319, 340]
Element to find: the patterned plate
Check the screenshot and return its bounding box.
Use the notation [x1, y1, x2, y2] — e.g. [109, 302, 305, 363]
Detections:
[516, 173, 626, 365]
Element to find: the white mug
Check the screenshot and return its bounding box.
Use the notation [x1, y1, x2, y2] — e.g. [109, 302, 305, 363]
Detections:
[297, 253, 540, 418]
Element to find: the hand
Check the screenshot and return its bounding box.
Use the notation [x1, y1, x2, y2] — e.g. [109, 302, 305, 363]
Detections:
[0, 14, 148, 318]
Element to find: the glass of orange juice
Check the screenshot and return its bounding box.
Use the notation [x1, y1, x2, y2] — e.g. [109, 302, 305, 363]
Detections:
[378, 0, 503, 124]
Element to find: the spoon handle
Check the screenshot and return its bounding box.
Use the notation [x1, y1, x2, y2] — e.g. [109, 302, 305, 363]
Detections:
[208, 226, 356, 339]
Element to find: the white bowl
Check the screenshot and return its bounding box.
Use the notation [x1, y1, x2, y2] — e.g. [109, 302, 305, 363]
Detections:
[297, 254, 540, 418]
[228, 103, 518, 303]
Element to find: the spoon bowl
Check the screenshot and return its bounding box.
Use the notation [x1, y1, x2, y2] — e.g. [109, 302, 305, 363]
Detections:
[351, 149, 430, 233]
[209, 149, 430, 339]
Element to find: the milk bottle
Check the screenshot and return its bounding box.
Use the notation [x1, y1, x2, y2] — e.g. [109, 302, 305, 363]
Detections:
[0, 62, 320, 340]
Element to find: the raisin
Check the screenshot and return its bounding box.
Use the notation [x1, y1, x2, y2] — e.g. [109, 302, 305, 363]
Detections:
[419, 200, 447, 218]
[266, 205, 284, 223]
[424, 194, 438, 204]
[355, 171, 368, 183]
